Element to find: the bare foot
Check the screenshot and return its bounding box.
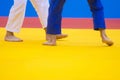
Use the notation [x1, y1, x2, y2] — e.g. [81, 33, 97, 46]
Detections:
[4, 31, 23, 42]
[43, 41, 56, 46]
[56, 34, 68, 39]
[43, 34, 56, 46]
[44, 28, 68, 40]
[100, 29, 114, 46]
[102, 38, 113, 46]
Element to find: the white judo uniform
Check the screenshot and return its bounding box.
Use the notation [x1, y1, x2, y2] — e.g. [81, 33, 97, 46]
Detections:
[6, 0, 49, 32]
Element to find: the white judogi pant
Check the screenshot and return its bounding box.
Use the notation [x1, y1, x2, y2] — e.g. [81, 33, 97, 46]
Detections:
[6, 0, 49, 32]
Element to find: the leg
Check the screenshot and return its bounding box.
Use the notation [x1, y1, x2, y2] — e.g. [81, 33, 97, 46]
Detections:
[43, 0, 65, 46]
[87, 0, 113, 46]
[31, 0, 67, 40]
[30, 0, 49, 28]
[5, 0, 27, 42]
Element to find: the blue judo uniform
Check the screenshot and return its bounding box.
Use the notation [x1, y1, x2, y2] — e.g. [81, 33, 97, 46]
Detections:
[47, 0, 106, 34]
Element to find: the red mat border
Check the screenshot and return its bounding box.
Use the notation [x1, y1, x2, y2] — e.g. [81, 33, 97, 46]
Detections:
[0, 17, 120, 29]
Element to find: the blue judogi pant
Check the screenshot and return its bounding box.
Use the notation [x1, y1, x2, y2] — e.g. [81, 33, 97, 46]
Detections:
[47, 0, 106, 34]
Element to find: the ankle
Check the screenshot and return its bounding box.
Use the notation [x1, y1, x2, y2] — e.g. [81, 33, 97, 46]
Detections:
[6, 31, 14, 36]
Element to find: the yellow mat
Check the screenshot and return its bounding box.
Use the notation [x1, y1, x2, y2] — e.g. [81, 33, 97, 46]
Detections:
[0, 28, 120, 80]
